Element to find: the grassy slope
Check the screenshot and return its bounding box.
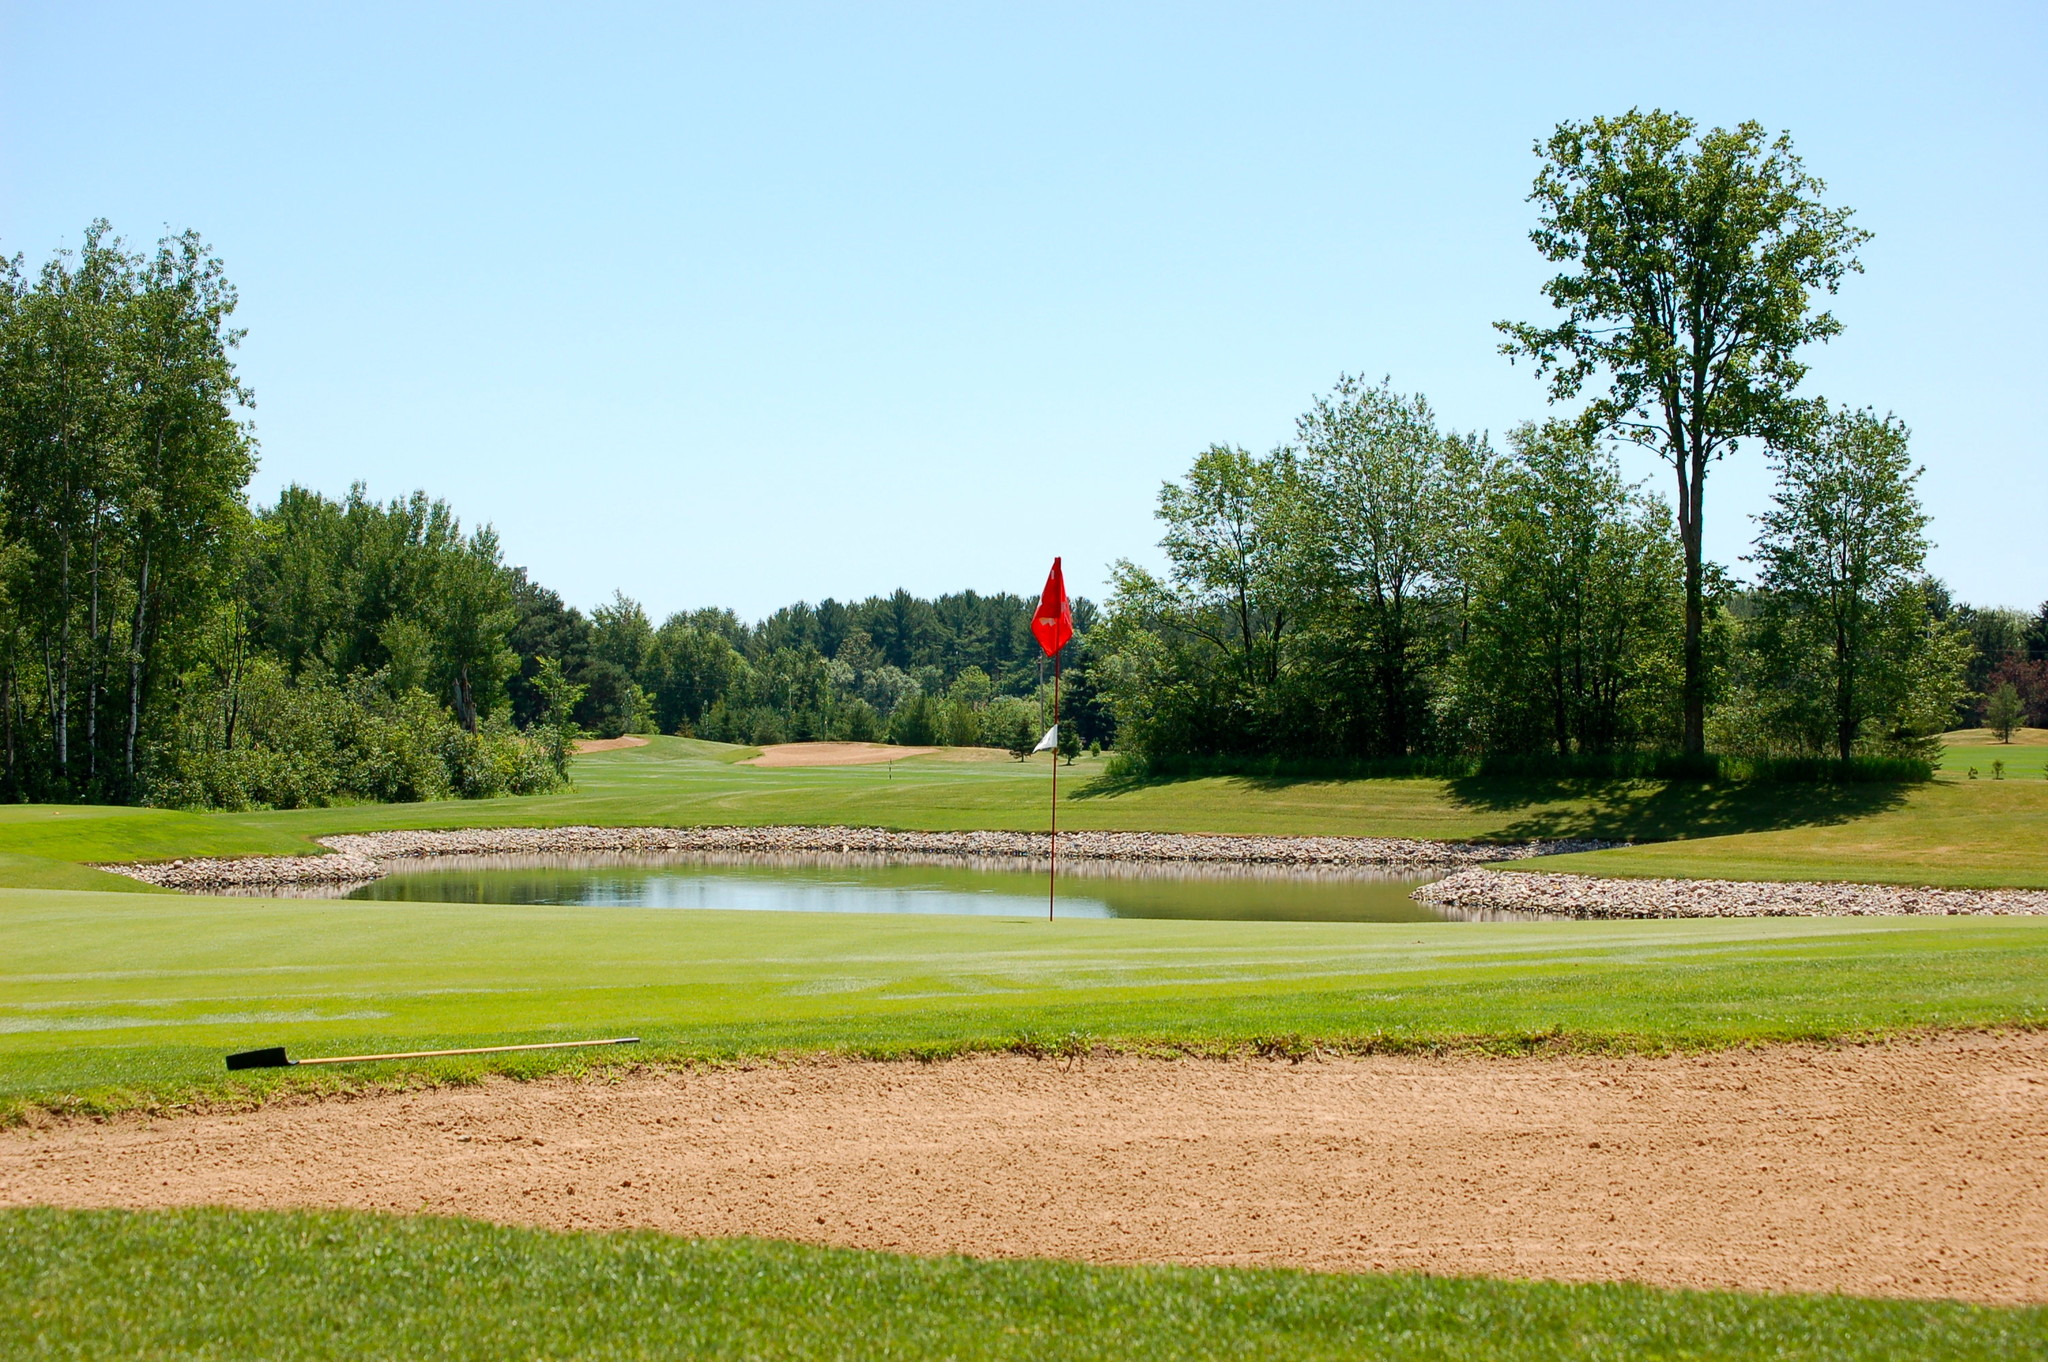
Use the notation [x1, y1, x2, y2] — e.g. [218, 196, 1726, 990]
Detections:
[2, 735, 2044, 888]
[6, 884, 2045, 1114]
[5, 1208, 2039, 1362]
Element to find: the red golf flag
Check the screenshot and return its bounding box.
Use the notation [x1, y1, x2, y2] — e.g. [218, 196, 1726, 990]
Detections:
[1031, 558, 1073, 656]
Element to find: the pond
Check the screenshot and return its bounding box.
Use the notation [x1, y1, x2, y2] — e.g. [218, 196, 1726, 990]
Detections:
[335, 852, 1464, 923]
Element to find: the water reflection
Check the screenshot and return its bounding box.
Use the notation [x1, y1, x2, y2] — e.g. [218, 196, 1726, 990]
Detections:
[324, 851, 1466, 923]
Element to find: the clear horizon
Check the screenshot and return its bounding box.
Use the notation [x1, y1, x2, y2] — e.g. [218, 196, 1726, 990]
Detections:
[4, 2, 2042, 621]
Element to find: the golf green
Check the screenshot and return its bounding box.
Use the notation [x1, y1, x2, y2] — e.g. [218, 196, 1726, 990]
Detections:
[7, 885, 2046, 1117]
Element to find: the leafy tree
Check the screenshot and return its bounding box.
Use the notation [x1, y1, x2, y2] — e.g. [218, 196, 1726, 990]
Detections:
[1155, 444, 1294, 692]
[589, 592, 654, 679]
[432, 527, 519, 731]
[531, 656, 585, 779]
[1985, 682, 2025, 744]
[644, 618, 743, 734]
[1055, 720, 1081, 765]
[1748, 408, 1965, 759]
[1285, 376, 1478, 756]
[888, 691, 939, 746]
[1952, 604, 2033, 727]
[939, 698, 981, 748]
[0, 222, 256, 800]
[1446, 422, 1682, 756]
[505, 571, 591, 727]
[1499, 110, 1869, 755]
[835, 697, 883, 742]
[947, 665, 994, 709]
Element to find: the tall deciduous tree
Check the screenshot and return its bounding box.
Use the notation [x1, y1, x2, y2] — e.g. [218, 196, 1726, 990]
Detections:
[1450, 422, 1682, 757]
[1286, 376, 1482, 756]
[1152, 443, 1294, 690]
[1499, 111, 1869, 755]
[1749, 408, 1963, 760]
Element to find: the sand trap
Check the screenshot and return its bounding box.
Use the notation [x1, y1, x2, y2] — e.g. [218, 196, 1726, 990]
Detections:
[6, 1036, 2045, 1303]
[571, 735, 650, 754]
[743, 743, 937, 766]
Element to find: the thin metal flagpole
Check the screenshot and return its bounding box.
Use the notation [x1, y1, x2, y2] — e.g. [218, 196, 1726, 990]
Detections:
[1049, 645, 1059, 921]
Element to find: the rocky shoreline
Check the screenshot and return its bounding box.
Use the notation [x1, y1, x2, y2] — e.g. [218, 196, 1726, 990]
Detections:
[1416, 867, 2048, 919]
[97, 827, 2041, 918]
[98, 825, 1618, 892]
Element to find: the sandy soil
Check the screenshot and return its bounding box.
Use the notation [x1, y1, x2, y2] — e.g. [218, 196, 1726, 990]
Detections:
[570, 735, 650, 754]
[6, 1037, 2046, 1303]
[742, 742, 939, 766]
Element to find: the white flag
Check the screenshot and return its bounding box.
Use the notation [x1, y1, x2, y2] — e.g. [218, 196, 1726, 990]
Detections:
[1032, 724, 1059, 754]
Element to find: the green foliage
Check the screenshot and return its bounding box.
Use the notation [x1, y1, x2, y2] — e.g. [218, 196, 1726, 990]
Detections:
[246, 484, 519, 727]
[1739, 410, 1967, 761]
[1987, 683, 2025, 743]
[6, 1208, 2041, 1362]
[888, 690, 941, 746]
[1444, 422, 1681, 756]
[0, 222, 256, 802]
[987, 695, 1041, 759]
[1499, 110, 1869, 754]
[147, 659, 563, 810]
[1097, 386, 1490, 762]
[1287, 377, 1490, 755]
[530, 656, 584, 780]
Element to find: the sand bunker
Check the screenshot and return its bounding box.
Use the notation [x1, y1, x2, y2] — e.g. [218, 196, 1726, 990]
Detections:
[570, 736, 650, 754]
[742, 743, 939, 766]
[6, 1036, 2045, 1303]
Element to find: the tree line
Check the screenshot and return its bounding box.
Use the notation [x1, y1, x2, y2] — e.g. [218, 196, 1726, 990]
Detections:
[5, 112, 2041, 808]
[1099, 388, 2003, 771]
[503, 581, 1107, 756]
[1096, 111, 2039, 773]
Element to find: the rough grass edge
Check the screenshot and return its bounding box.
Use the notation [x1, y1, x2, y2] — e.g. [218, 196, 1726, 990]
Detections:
[9, 1019, 2043, 1131]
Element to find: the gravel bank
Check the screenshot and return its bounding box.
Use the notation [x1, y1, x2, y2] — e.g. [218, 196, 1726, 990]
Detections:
[98, 826, 1617, 892]
[1418, 866, 2048, 918]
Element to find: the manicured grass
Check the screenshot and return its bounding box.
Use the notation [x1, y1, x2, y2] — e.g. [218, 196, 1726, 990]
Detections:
[6, 885, 2045, 1117]
[4, 1208, 2038, 1361]
[1524, 775, 2048, 888]
[1942, 742, 2048, 780]
[2, 735, 2044, 889]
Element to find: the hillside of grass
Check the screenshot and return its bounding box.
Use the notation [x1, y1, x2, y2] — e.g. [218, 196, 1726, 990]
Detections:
[5, 1208, 2036, 1361]
[1, 734, 2042, 890]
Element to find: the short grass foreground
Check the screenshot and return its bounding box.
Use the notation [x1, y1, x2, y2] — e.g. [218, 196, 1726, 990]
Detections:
[1, 734, 2045, 893]
[3, 1208, 2040, 1362]
[6, 887, 2046, 1117]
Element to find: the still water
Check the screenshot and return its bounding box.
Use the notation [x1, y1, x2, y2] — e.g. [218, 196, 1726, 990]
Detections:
[340, 852, 1457, 923]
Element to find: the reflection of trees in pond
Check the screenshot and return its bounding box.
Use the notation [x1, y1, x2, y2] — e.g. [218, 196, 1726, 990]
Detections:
[338, 851, 1456, 923]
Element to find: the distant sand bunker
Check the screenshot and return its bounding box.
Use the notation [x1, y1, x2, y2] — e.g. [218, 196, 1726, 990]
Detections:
[742, 742, 938, 767]
[6, 1036, 2045, 1304]
[570, 736, 650, 754]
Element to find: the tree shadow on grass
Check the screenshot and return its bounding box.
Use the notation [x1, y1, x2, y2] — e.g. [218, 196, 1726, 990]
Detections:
[1438, 775, 1911, 844]
[1069, 766, 1912, 844]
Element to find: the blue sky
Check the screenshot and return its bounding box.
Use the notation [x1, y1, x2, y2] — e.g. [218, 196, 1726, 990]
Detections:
[4, 2, 2042, 619]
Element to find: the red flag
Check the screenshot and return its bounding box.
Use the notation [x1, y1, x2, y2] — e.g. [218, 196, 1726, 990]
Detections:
[1031, 558, 1073, 656]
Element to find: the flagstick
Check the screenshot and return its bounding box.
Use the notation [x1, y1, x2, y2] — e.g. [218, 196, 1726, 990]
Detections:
[1049, 644, 1059, 921]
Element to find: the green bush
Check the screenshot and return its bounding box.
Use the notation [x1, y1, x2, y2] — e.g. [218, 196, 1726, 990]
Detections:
[148, 661, 566, 810]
